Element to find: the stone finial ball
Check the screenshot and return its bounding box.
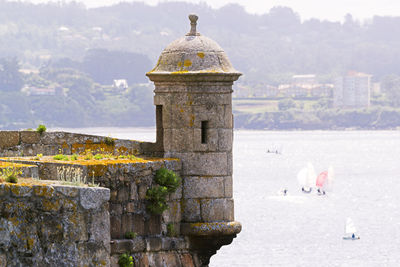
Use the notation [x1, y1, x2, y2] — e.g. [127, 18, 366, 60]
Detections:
[189, 14, 198, 23]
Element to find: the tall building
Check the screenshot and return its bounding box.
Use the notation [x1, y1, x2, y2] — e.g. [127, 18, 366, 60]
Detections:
[334, 71, 371, 108]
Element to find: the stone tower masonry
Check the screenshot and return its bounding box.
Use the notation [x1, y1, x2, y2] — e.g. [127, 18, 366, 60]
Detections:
[147, 14, 242, 266]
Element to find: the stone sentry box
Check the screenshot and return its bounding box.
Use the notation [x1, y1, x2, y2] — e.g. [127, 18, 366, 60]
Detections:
[147, 14, 242, 265]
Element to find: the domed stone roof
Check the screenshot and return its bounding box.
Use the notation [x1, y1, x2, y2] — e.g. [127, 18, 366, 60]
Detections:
[147, 14, 241, 76]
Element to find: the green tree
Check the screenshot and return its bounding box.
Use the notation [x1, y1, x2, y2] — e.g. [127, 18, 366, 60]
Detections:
[278, 98, 296, 111]
[0, 57, 23, 92]
[381, 75, 400, 107]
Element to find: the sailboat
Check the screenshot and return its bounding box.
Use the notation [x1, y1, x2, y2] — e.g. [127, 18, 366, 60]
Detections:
[297, 163, 316, 193]
[316, 166, 334, 195]
[343, 217, 360, 240]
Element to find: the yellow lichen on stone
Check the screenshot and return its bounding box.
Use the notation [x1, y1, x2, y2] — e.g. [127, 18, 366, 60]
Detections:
[171, 70, 189, 74]
[184, 59, 192, 67]
[189, 114, 195, 127]
[33, 186, 54, 198]
[42, 199, 61, 212]
[26, 238, 35, 250]
[197, 52, 205, 59]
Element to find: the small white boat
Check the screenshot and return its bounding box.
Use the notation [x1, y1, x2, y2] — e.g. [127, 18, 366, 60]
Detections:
[343, 217, 360, 240]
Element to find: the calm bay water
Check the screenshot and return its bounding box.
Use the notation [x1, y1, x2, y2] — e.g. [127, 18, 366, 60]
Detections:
[55, 128, 400, 266]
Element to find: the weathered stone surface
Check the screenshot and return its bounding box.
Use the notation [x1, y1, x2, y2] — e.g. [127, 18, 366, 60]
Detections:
[146, 237, 162, 252]
[163, 201, 181, 223]
[20, 131, 40, 144]
[110, 237, 146, 254]
[224, 176, 233, 198]
[146, 215, 162, 235]
[0, 183, 110, 266]
[80, 187, 110, 210]
[130, 182, 138, 200]
[183, 176, 224, 198]
[193, 128, 218, 152]
[168, 152, 228, 176]
[10, 185, 32, 197]
[0, 252, 6, 267]
[90, 208, 110, 248]
[161, 237, 187, 251]
[201, 198, 234, 222]
[0, 131, 19, 149]
[110, 216, 122, 239]
[181, 221, 241, 236]
[180, 253, 195, 267]
[182, 199, 201, 222]
[164, 128, 194, 152]
[218, 128, 233, 151]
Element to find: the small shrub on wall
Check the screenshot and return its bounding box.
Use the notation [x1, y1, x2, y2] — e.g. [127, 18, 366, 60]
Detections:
[146, 168, 181, 215]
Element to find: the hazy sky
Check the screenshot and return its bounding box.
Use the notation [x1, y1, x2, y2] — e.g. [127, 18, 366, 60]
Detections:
[19, 0, 400, 21]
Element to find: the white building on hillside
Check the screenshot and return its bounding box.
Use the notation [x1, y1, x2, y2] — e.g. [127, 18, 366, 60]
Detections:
[334, 71, 371, 108]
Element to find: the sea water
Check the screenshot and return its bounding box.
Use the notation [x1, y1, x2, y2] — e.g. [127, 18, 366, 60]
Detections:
[54, 128, 400, 266]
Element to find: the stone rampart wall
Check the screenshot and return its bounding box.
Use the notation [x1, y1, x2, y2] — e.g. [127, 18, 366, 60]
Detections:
[0, 131, 154, 157]
[0, 183, 110, 267]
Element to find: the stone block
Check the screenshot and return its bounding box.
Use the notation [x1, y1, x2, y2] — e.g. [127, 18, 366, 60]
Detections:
[154, 93, 171, 106]
[163, 159, 181, 171]
[80, 187, 110, 210]
[117, 186, 129, 203]
[224, 198, 235, 221]
[146, 237, 163, 252]
[201, 198, 234, 222]
[110, 238, 146, 254]
[33, 185, 55, 198]
[20, 131, 40, 144]
[223, 105, 233, 129]
[146, 215, 162, 235]
[126, 202, 135, 213]
[169, 105, 194, 129]
[0, 131, 19, 149]
[224, 176, 233, 198]
[132, 213, 145, 235]
[172, 152, 228, 176]
[192, 105, 227, 128]
[0, 184, 9, 197]
[218, 129, 233, 151]
[110, 203, 122, 216]
[9, 184, 32, 197]
[0, 253, 6, 267]
[179, 253, 195, 267]
[182, 199, 201, 222]
[191, 92, 231, 106]
[121, 214, 133, 236]
[129, 182, 139, 201]
[193, 128, 218, 152]
[183, 176, 224, 198]
[161, 237, 187, 251]
[40, 132, 66, 145]
[164, 128, 194, 152]
[162, 201, 181, 223]
[227, 151, 233, 176]
[89, 209, 110, 249]
[138, 184, 148, 200]
[110, 216, 122, 239]
[167, 184, 182, 200]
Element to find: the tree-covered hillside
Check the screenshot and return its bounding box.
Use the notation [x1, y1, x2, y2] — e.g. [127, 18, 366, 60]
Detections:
[1, 1, 400, 129]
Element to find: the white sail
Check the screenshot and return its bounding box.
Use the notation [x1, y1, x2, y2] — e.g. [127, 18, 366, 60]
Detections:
[306, 162, 317, 188]
[297, 167, 308, 187]
[345, 218, 357, 234]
